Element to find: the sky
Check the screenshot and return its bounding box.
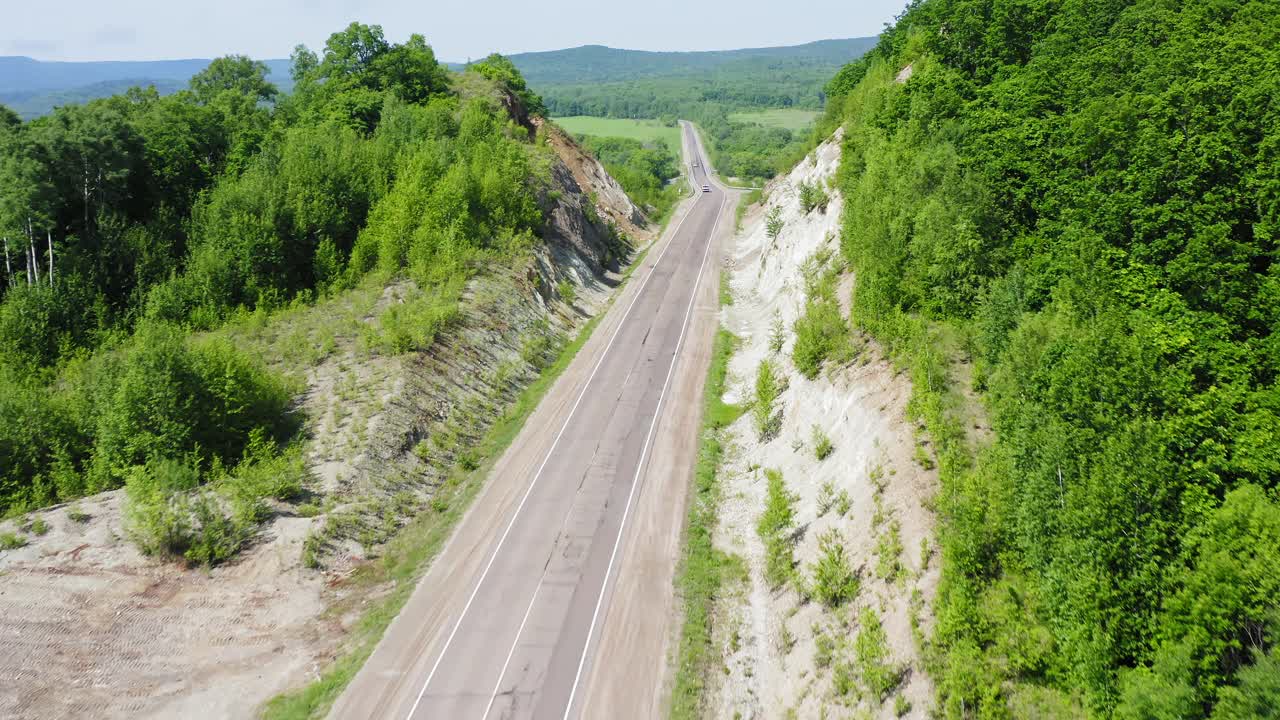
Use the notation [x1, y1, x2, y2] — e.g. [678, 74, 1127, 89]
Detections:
[1, 0, 906, 62]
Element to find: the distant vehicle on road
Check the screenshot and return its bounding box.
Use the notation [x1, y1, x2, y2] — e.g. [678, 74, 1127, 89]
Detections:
[702, 184, 711, 193]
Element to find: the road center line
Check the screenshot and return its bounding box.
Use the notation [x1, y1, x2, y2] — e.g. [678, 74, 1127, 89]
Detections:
[560, 183, 727, 720]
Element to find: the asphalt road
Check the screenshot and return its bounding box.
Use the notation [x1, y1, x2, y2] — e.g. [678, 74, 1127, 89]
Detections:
[331, 122, 728, 720]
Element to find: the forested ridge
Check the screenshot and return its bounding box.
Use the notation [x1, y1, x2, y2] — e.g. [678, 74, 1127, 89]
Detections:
[533, 43, 875, 184]
[819, 0, 1279, 716]
[0, 23, 573, 562]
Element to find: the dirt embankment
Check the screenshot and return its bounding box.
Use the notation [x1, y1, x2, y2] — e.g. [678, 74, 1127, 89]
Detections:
[0, 127, 651, 720]
[707, 129, 940, 719]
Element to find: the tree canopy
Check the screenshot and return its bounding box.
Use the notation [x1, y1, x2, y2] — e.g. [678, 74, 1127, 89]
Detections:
[827, 0, 1280, 716]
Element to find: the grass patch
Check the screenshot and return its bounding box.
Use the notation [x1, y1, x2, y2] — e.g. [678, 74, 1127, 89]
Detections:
[552, 116, 682, 149]
[727, 109, 820, 132]
[670, 325, 746, 720]
[719, 271, 733, 307]
[261, 248, 645, 720]
[0, 531, 27, 550]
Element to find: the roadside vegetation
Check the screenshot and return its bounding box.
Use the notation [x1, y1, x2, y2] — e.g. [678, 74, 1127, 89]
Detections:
[826, 1, 1280, 716]
[670, 323, 747, 720]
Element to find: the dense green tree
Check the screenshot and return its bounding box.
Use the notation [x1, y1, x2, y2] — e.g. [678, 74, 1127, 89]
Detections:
[188, 55, 278, 105]
[319, 22, 391, 81]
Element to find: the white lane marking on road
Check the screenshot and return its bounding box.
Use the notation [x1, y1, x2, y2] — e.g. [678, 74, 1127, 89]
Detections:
[560, 186, 727, 720]
[403, 166, 708, 720]
[479, 577, 544, 720]
[480, 131, 718, 720]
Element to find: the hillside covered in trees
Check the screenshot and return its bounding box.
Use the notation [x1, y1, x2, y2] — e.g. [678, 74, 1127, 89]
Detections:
[529, 40, 876, 184]
[0, 23, 587, 562]
[821, 0, 1279, 716]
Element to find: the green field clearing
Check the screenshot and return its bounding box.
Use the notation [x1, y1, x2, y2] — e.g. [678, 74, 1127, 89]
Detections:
[727, 108, 820, 131]
[552, 116, 682, 150]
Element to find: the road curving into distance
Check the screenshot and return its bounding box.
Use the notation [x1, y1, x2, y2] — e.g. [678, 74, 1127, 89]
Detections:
[331, 121, 735, 720]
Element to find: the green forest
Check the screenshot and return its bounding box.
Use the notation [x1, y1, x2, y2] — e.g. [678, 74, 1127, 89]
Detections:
[533, 46, 875, 183]
[0, 24, 564, 562]
[548, 82, 817, 184]
[819, 0, 1280, 716]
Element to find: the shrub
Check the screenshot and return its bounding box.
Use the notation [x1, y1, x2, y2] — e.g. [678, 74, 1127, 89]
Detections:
[836, 489, 852, 516]
[814, 629, 836, 669]
[122, 452, 274, 565]
[810, 529, 859, 607]
[301, 532, 323, 569]
[812, 424, 834, 460]
[89, 322, 296, 492]
[768, 311, 786, 353]
[876, 519, 904, 582]
[855, 607, 901, 700]
[184, 492, 246, 566]
[833, 660, 856, 698]
[798, 180, 829, 213]
[366, 280, 464, 355]
[792, 298, 848, 379]
[67, 505, 91, 523]
[29, 517, 49, 536]
[817, 480, 837, 516]
[122, 457, 200, 558]
[758, 468, 797, 589]
[753, 358, 784, 440]
[557, 278, 577, 306]
[765, 207, 784, 239]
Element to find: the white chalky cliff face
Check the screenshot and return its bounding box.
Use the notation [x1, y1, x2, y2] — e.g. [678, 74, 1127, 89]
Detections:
[709, 128, 942, 719]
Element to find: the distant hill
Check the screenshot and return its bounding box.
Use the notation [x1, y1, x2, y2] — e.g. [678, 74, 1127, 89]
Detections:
[507, 38, 878, 85]
[0, 38, 876, 119]
[0, 56, 292, 118]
